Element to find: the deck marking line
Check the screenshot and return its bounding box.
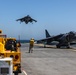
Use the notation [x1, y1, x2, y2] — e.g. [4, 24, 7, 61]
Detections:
[22, 70, 27, 75]
[73, 50, 76, 51]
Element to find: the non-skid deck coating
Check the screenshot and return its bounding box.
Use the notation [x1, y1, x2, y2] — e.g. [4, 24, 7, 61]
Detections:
[15, 43, 76, 75]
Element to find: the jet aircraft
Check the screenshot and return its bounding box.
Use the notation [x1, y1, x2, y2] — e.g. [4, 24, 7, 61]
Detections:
[16, 15, 37, 24]
[37, 30, 76, 48]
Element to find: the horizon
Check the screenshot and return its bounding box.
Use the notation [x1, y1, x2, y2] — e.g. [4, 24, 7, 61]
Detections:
[0, 0, 76, 40]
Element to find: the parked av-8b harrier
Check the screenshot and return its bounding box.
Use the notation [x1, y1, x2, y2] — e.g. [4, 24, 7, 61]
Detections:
[16, 15, 37, 24]
[37, 30, 76, 48]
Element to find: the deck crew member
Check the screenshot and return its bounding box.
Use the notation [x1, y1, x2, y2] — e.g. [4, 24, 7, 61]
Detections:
[29, 38, 34, 53]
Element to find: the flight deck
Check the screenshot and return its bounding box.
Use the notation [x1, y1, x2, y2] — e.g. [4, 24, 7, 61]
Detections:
[17, 43, 76, 75]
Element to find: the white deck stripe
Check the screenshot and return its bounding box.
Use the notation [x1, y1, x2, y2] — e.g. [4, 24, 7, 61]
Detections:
[22, 70, 27, 75]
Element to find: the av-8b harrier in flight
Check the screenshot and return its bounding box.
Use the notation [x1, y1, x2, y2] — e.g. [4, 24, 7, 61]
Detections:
[16, 15, 37, 24]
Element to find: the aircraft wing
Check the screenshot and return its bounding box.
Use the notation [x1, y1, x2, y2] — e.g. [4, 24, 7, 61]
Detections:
[37, 37, 53, 43]
[16, 15, 37, 24]
[37, 34, 64, 44]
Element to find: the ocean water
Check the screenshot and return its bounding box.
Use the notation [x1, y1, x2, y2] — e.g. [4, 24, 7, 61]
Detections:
[17, 40, 76, 47]
[17, 40, 30, 43]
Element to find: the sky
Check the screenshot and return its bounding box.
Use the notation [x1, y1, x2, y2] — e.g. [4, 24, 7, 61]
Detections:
[0, 0, 76, 40]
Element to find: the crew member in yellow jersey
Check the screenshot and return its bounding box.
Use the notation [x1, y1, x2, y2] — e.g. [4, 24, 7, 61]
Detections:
[29, 38, 34, 53]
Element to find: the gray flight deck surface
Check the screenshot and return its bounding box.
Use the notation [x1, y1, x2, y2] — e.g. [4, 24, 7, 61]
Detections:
[19, 43, 76, 75]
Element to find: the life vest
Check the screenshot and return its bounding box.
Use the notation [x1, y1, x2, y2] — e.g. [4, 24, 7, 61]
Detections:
[30, 39, 34, 46]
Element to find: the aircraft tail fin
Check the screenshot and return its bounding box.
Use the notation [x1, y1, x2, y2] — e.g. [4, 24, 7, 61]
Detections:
[45, 29, 51, 38]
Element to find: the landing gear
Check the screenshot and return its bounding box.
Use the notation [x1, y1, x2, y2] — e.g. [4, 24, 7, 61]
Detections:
[66, 46, 70, 48]
[56, 44, 60, 48]
[56, 43, 70, 48]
